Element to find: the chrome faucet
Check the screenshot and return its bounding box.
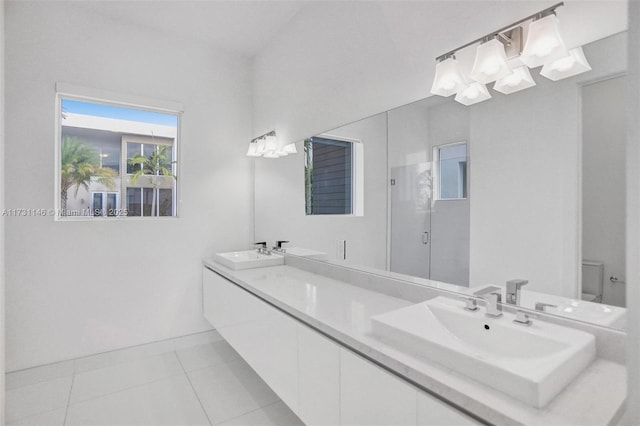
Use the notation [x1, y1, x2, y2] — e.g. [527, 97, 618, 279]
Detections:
[254, 242, 270, 255]
[506, 279, 528, 306]
[535, 302, 557, 312]
[473, 286, 503, 318]
[272, 240, 289, 253]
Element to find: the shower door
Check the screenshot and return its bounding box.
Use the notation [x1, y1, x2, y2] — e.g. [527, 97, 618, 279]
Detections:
[389, 163, 432, 279]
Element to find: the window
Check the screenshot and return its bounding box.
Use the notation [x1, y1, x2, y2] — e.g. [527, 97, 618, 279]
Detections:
[57, 96, 179, 218]
[304, 136, 363, 216]
[434, 142, 467, 200]
[91, 191, 119, 217]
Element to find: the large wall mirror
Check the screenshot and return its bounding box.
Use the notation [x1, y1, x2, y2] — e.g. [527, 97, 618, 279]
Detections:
[254, 30, 628, 331]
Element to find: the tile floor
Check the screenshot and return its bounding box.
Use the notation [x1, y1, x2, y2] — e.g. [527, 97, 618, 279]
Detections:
[5, 331, 304, 426]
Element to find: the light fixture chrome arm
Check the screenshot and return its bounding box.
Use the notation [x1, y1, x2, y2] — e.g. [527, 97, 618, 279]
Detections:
[435, 2, 564, 61]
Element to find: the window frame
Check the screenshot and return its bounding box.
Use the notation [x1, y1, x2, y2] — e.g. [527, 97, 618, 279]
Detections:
[304, 133, 364, 217]
[54, 83, 183, 221]
[432, 140, 468, 201]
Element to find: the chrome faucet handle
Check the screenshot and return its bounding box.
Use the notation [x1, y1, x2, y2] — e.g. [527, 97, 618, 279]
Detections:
[506, 279, 528, 305]
[461, 297, 479, 311]
[254, 242, 267, 254]
[485, 292, 503, 318]
[535, 302, 558, 312]
[273, 240, 289, 252]
[514, 310, 533, 326]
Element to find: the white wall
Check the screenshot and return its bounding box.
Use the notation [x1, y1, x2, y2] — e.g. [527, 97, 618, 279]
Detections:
[5, 1, 254, 371]
[1, 0, 5, 419]
[625, 1, 639, 424]
[254, 113, 387, 269]
[582, 76, 627, 306]
[469, 33, 627, 298]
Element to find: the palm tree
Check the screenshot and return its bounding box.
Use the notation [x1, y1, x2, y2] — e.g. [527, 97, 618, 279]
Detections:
[128, 145, 176, 216]
[60, 136, 117, 213]
[304, 138, 313, 214]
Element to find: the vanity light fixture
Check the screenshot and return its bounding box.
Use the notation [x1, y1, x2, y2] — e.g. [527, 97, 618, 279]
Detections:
[429, 2, 591, 106]
[540, 47, 592, 81]
[494, 66, 536, 94]
[519, 13, 568, 68]
[430, 56, 467, 97]
[454, 82, 492, 106]
[246, 130, 298, 159]
[469, 37, 513, 84]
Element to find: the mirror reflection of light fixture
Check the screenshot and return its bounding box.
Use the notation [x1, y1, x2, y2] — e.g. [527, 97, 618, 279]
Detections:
[246, 131, 298, 159]
[429, 2, 592, 106]
[540, 47, 592, 81]
[282, 143, 297, 154]
[430, 56, 466, 97]
[520, 14, 568, 68]
[470, 38, 512, 84]
[454, 82, 491, 106]
[494, 66, 536, 94]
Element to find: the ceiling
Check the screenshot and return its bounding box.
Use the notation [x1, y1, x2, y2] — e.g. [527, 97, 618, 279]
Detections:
[66, 0, 308, 57]
[63, 0, 627, 59]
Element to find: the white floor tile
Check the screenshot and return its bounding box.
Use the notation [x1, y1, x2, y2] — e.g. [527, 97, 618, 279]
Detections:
[177, 340, 241, 372]
[6, 376, 73, 423]
[6, 407, 67, 426]
[70, 351, 184, 404]
[174, 330, 223, 351]
[74, 339, 175, 374]
[65, 374, 210, 426]
[5, 360, 74, 391]
[187, 360, 279, 424]
[219, 402, 303, 426]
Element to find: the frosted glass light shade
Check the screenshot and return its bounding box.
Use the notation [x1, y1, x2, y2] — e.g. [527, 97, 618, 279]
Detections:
[431, 57, 466, 97]
[540, 47, 592, 81]
[246, 142, 260, 157]
[256, 139, 267, 155]
[454, 82, 491, 106]
[263, 151, 280, 158]
[470, 39, 512, 84]
[520, 14, 568, 68]
[264, 135, 279, 153]
[282, 143, 298, 154]
[494, 66, 536, 94]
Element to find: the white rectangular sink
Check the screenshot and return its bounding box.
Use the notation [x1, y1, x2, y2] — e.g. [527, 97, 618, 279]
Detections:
[214, 250, 284, 270]
[371, 296, 596, 408]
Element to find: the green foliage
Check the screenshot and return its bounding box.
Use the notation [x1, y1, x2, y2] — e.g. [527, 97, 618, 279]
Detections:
[304, 138, 313, 215]
[60, 136, 117, 210]
[128, 144, 176, 216]
[128, 145, 176, 185]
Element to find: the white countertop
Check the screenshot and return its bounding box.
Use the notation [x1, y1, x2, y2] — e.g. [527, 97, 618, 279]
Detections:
[203, 258, 626, 426]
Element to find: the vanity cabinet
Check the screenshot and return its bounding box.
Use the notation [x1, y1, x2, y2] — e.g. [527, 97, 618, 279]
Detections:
[203, 266, 478, 426]
[202, 268, 298, 410]
[340, 348, 417, 425]
[298, 325, 340, 425]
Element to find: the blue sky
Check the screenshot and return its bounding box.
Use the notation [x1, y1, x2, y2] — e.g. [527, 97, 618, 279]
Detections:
[62, 99, 178, 127]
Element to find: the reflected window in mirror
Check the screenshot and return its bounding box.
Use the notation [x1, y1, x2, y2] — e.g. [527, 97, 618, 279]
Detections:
[434, 142, 467, 200]
[304, 136, 364, 216]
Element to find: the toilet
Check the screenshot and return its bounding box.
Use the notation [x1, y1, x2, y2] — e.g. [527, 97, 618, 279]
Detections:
[582, 261, 604, 302]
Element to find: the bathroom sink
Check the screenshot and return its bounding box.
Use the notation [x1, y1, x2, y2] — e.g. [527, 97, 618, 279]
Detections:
[371, 296, 596, 408]
[214, 250, 284, 270]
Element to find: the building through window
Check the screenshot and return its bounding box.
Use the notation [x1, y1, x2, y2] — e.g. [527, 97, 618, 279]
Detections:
[59, 98, 179, 218]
